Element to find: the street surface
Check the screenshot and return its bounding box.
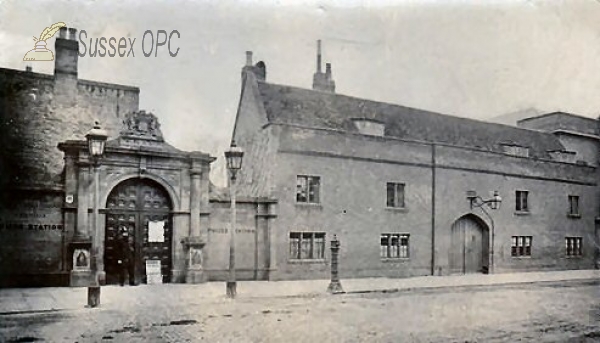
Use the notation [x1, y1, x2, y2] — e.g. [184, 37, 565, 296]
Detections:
[1, 280, 599, 342]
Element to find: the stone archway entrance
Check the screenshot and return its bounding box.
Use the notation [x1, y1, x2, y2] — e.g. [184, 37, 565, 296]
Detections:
[104, 178, 173, 284]
[449, 215, 490, 274]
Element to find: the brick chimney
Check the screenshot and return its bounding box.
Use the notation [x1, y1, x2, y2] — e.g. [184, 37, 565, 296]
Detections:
[312, 40, 335, 93]
[54, 27, 79, 105]
[54, 27, 78, 77]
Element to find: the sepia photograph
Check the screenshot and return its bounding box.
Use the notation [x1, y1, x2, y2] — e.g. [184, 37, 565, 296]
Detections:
[0, 0, 599, 341]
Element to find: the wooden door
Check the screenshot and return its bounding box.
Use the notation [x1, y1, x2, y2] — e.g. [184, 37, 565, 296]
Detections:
[450, 216, 488, 274]
[104, 179, 172, 284]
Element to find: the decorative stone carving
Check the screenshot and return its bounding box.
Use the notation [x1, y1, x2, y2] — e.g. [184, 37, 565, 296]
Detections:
[73, 248, 90, 271]
[190, 247, 203, 267]
[182, 236, 206, 283]
[121, 110, 164, 142]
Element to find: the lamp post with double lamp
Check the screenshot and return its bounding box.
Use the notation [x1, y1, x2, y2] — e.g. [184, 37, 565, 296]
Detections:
[85, 121, 108, 307]
[225, 142, 244, 298]
[467, 190, 502, 274]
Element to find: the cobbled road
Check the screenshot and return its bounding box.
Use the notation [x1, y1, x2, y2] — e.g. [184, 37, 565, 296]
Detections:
[1, 280, 599, 342]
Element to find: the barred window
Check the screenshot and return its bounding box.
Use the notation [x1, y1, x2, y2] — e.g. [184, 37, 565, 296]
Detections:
[386, 183, 405, 208]
[511, 236, 532, 257]
[380, 233, 409, 259]
[289, 232, 325, 260]
[565, 237, 582, 257]
[296, 175, 320, 204]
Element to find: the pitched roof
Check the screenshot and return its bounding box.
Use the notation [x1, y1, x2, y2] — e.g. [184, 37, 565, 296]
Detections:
[256, 81, 565, 159]
[518, 111, 598, 137]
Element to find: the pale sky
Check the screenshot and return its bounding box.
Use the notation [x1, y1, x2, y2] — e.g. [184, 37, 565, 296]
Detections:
[2, 0, 600, 184]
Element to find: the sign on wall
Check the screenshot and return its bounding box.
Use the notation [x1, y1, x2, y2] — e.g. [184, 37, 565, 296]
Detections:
[148, 220, 165, 242]
[145, 259, 162, 284]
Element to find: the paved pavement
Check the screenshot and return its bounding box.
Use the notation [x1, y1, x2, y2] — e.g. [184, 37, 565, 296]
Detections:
[0, 269, 598, 315]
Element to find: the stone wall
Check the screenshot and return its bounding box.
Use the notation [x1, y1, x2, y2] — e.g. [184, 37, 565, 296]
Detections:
[0, 68, 138, 192]
[204, 198, 274, 281]
[0, 32, 140, 285]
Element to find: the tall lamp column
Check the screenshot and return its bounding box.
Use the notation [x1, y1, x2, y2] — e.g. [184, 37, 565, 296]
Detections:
[225, 141, 244, 298]
[85, 121, 108, 307]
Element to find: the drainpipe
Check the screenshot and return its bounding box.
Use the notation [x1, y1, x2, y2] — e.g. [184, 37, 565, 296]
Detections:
[431, 144, 436, 276]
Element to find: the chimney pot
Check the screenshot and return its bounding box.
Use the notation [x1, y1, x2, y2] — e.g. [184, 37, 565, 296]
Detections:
[25, 65, 32, 72]
[68, 28, 77, 40]
[59, 27, 67, 39]
[316, 40, 322, 73]
[326, 63, 331, 75]
[246, 51, 253, 66]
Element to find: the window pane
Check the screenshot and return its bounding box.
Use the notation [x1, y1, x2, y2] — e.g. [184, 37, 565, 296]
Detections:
[397, 184, 405, 208]
[296, 177, 307, 203]
[314, 233, 325, 259]
[400, 235, 409, 258]
[522, 192, 528, 211]
[390, 235, 399, 258]
[516, 192, 520, 211]
[380, 234, 389, 258]
[289, 232, 301, 259]
[310, 177, 320, 203]
[301, 232, 312, 258]
[386, 183, 395, 207]
[518, 237, 524, 255]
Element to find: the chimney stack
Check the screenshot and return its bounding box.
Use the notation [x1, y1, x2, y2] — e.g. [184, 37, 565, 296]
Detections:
[246, 51, 253, 66]
[312, 40, 335, 93]
[54, 26, 79, 78]
[241, 51, 266, 82]
[317, 40, 322, 73]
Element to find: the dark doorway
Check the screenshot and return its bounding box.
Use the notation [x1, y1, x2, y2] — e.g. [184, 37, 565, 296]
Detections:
[104, 178, 173, 284]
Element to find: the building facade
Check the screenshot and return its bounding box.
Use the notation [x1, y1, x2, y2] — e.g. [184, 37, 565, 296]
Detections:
[1, 30, 598, 286]
[0, 27, 277, 287]
[231, 45, 600, 280]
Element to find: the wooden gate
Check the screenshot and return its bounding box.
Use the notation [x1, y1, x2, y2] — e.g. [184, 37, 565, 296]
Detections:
[104, 178, 173, 284]
[450, 215, 489, 274]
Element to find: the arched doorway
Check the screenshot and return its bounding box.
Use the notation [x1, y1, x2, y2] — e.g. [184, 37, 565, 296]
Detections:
[104, 178, 173, 284]
[449, 215, 490, 274]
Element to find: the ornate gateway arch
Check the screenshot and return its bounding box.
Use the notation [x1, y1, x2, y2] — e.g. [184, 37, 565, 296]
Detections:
[59, 110, 215, 286]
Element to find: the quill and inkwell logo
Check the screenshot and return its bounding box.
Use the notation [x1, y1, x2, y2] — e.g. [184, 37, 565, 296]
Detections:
[23, 22, 66, 61]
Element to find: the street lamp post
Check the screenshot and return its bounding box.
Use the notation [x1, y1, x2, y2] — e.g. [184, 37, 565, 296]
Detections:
[327, 235, 344, 294]
[85, 121, 108, 307]
[467, 190, 502, 274]
[225, 141, 244, 298]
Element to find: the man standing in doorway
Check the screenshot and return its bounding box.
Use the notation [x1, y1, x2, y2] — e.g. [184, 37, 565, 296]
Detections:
[117, 228, 136, 286]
